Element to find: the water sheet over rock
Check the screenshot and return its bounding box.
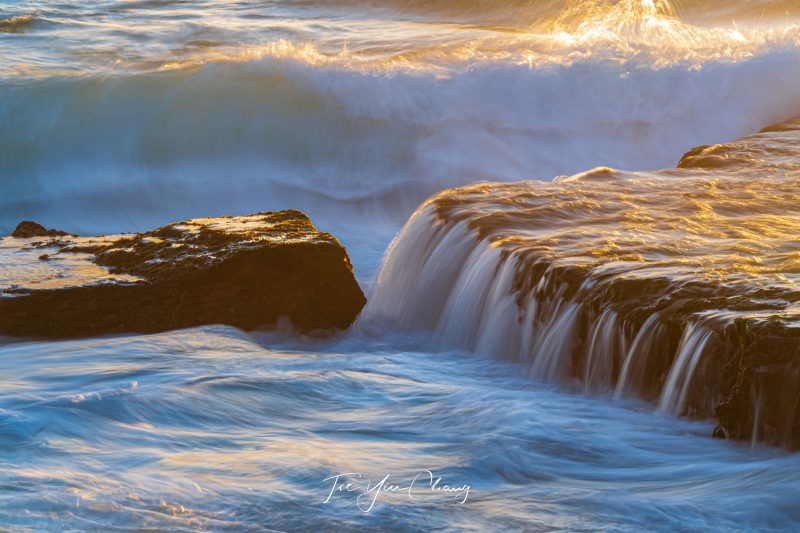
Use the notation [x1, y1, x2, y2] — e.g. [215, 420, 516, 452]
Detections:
[0, 211, 366, 338]
[366, 119, 800, 448]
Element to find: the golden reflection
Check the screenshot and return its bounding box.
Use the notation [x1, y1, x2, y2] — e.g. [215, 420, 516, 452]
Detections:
[426, 118, 800, 309]
[9, 0, 798, 77]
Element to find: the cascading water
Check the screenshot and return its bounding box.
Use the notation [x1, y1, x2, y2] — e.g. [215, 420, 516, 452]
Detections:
[364, 123, 800, 446]
[3, 0, 800, 529]
[365, 205, 713, 406]
[614, 313, 662, 399]
[658, 322, 715, 415]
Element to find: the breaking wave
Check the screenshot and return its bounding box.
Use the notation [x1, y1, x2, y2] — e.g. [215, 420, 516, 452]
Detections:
[3, 47, 800, 242]
[2, 0, 800, 252]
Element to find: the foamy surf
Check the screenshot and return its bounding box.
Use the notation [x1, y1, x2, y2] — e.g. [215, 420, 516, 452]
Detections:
[2, 0, 800, 530]
[3, 0, 800, 256]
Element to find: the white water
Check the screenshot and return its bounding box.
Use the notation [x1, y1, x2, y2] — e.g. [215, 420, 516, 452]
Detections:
[363, 167, 800, 424]
[658, 322, 714, 415]
[615, 313, 662, 399]
[2, 328, 800, 531]
[3, 1, 800, 256]
[3, 0, 800, 529]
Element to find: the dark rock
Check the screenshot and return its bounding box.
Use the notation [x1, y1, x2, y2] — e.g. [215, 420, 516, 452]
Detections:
[11, 221, 69, 239]
[366, 117, 800, 449]
[0, 210, 366, 339]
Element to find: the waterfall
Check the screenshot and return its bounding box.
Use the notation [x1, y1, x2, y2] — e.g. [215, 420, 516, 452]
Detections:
[658, 322, 714, 415]
[364, 205, 717, 411]
[363, 156, 800, 447]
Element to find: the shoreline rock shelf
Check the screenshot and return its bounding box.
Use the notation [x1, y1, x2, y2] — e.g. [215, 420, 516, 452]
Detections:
[364, 119, 800, 449]
[0, 211, 366, 339]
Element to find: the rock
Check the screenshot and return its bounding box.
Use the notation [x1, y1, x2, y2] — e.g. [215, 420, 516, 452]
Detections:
[11, 221, 69, 238]
[0, 211, 366, 339]
[365, 119, 800, 449]
[678, 117, 800, 173]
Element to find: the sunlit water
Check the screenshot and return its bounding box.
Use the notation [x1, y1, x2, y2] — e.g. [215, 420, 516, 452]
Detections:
[2, 328, 799, 531]
[3, 0, 800, 272]
[2, 0, 800, 530]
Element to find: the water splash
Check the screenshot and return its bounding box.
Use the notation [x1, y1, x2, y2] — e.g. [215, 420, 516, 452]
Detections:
[363, 123, 800, 445]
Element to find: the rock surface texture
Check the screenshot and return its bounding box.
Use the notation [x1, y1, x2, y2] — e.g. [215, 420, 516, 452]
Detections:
[0, 211, 366, 338]
[10, 221, 69, 239]
[365, 119, 800, 449]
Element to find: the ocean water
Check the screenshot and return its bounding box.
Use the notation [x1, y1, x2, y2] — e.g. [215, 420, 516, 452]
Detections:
[2, 328, 800, 531]
[2, 0, 800, 530]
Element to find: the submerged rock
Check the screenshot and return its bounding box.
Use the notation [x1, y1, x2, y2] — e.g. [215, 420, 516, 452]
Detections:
[0, 210, 366, 338]
[365, 119, 800, 449]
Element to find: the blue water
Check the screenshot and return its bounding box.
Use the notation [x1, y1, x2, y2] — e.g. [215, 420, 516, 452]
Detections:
[1, 328, 798, 531]
[3, 0, 800, 530]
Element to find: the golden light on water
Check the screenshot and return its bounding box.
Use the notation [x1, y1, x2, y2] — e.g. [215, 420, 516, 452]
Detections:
[3, 0, 800, 529]
[148, 0, 800, 75]
[4, 0, 799, 77]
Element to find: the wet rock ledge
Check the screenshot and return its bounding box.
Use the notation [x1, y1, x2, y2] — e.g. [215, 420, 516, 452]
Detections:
[365, 118, 800, 449]
[0, 211, 366, 338]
